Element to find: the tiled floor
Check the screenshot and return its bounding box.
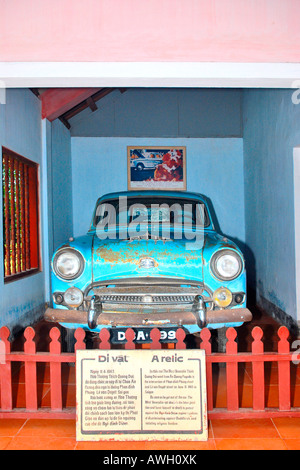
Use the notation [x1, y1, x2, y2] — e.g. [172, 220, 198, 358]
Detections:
[1, 417, 300, 450]
[1, 305, 300, 450]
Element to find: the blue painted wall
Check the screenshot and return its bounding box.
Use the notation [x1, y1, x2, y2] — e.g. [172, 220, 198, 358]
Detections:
[71, 137, 245, 245]
[69, 88, 244, 250]
[70, 87, 299, 324]
[0, 90, 73, 331]
[0, 89, 46, 330]
[42, 118, 73, 300]
[243, 89, 300, 321]
[0, 88, 242, 332]
[3, 86, 298, 331]
[69, 88, 242, 138]
[49, 119, 73, 250]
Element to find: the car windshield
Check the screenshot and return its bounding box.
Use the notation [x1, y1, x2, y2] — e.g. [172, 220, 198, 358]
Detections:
[93, 197, 210, 230]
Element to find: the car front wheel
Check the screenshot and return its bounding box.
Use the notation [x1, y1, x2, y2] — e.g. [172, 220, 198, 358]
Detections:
[62, 327, 76, 353]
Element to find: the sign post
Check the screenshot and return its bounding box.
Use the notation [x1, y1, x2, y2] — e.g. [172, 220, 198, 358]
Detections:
[76, 349, 207, 441]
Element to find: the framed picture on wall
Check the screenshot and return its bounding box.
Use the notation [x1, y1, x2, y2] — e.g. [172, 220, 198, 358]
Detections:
[127, 146, 186, 191]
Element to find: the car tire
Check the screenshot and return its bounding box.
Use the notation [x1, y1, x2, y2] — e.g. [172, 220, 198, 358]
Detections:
[62, 328, 77, 367]
[217, 327, 227, 353]
[136, 163, 144, 171]
[217, 327, 239, 366]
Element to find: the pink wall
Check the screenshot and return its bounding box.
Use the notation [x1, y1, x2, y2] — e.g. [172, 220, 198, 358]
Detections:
[0, 0, 299, 63]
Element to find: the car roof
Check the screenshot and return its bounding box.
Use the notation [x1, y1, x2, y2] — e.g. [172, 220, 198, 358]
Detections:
[96, 190, 209, 204]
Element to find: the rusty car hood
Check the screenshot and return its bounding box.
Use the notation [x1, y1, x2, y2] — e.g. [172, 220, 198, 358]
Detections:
[92, 233, 206, 283]
[51, 230, 242, 295]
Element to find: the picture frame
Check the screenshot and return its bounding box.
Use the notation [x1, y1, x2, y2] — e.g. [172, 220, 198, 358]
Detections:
[127, 146, 186, 191]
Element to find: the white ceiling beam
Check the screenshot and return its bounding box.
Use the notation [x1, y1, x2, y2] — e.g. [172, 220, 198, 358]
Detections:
[0, 62, 300, 88]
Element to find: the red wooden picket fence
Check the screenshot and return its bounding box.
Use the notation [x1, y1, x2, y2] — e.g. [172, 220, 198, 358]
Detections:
[0, 325, 300, 420]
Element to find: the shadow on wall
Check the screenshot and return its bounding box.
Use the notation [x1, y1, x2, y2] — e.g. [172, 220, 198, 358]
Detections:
[205, 195, 257, 305]
[207, 195, 298, 336]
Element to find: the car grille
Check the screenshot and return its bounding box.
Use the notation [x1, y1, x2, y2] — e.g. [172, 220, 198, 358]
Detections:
[97, 294, 195, 304]
[87, 278, 212, 308]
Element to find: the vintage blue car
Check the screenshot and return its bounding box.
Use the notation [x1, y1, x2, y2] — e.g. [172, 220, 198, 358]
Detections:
[45, 190, 252, 346]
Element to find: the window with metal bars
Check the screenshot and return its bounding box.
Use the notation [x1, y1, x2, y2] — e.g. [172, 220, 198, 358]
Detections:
[2, 147, 40, 282]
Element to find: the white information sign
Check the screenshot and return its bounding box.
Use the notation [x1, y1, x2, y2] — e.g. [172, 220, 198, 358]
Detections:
[76, 349, 207, 441]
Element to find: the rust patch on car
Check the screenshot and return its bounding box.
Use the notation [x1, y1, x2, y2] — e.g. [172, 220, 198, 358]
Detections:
[95, 243, 201, 267]
[95, 246, 140, 266]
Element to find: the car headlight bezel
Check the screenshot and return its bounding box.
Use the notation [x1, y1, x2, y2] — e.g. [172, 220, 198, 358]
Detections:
[210, 249, 243, 281]
[53, 248, 85, 281]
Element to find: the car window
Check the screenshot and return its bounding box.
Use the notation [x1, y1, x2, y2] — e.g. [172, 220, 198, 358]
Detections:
[93, 197, 210, 229]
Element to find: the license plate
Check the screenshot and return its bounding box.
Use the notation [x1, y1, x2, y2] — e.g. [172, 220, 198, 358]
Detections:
[109, 327, 178, 344]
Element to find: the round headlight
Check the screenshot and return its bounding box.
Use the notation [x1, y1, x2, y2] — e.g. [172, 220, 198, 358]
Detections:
[64, 287, 84, 308]
[53, 249, 84, 280]
[211, 249, 243, 281]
